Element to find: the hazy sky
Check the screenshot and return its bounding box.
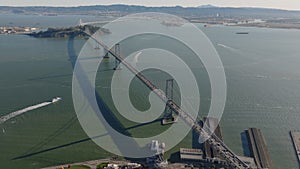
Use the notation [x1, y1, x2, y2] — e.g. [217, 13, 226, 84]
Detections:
[1, 0, 300, 10]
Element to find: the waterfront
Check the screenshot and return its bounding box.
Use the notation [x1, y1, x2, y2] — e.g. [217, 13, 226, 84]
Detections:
[0, 14, 300, 168]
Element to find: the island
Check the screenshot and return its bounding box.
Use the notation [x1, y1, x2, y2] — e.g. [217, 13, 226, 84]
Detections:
[27, 25, 110, 38]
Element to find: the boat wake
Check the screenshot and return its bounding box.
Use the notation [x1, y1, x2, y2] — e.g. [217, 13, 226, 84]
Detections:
[217, 43, 238, 51]
[0, 97, 61, 124]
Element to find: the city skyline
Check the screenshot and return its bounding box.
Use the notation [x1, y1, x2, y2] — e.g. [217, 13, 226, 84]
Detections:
[0, 0, 300, 10]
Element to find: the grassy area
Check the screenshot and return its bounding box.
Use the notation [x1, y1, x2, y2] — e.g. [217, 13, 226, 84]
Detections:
[96, 162, 108, 169]
[58, 165, 91, 169]
[69, 165, 91, 169]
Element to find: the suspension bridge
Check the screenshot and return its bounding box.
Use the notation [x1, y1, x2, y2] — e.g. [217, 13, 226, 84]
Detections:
[83, 27, 251, 169]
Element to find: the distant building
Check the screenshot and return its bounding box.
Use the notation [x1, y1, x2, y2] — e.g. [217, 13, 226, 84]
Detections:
[106, 164, 119, 169]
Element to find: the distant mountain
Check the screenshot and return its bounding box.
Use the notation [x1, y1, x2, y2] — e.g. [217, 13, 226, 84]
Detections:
[0, 5, 300, 19]
[197, 4, 218, 8]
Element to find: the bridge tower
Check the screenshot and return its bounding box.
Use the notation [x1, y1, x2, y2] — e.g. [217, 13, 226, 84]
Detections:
[78, 19, 83, 27]
[113, 43, 121, 70]
[162, 79, 177, 125]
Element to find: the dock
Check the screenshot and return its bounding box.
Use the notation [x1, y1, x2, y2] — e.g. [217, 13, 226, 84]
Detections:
[246, 128, 274, 169]
[290, 131, 300, 163]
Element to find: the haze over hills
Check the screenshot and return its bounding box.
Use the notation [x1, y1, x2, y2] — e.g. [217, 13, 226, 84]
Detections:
[0, 4, 300, 19]
[197, 4, 218, 8]
[1, 4, 300, 30]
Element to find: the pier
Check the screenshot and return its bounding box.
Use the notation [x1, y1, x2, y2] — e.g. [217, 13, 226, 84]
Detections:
[290, 131, 300, 164]
[246, 128, 274, 169]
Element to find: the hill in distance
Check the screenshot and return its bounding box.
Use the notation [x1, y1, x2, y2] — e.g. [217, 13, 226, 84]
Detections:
[0, 4, 300, 19]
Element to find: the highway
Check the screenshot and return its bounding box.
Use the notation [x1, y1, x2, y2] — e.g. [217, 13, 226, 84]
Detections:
[84, 30, 250, 169]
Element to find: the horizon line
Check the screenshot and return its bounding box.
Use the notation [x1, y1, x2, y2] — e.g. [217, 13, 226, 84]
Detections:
[0, 4, 299, 12]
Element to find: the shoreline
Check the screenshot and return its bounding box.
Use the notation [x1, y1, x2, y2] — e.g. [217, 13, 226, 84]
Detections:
[190, 21, 300, 30]
[1, 23, 299, 38]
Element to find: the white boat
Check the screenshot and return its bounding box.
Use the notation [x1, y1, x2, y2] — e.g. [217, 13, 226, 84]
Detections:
[52, 97, 62, 103]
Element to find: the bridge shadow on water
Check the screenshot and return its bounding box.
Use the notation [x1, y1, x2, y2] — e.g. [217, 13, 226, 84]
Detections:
[12, 36, 159, 161]
[11, 118, 161, 160]
[240, 131, 251, 157]
[192, 121, 204, 149]
[11, 134, 107, 160]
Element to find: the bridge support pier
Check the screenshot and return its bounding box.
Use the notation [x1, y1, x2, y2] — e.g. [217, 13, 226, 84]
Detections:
[113, 43, 121, 70]
[103, 48, 109, 58]
[162, 79, 177, 125]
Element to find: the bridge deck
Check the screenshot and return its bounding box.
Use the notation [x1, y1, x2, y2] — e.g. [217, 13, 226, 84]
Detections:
[86, 32, 250, 169]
